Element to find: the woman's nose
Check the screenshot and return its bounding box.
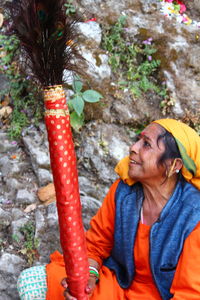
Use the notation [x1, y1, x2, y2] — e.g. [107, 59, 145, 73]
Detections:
[130, 140, 140, 154]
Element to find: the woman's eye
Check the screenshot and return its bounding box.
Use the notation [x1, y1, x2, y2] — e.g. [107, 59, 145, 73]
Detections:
[143, 140, 151, 147]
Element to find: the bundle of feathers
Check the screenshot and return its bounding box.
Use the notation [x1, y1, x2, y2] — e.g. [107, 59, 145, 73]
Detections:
[5, 0, 82, 87]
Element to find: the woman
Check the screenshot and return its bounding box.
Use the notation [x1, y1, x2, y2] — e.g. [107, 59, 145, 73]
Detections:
[17, 118, 200, 300]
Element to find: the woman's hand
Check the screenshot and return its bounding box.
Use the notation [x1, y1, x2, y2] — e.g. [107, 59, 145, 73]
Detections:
[61, 276, 97, 299]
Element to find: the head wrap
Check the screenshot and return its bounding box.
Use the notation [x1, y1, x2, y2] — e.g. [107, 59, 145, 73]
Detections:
[115, 119, 200, 190]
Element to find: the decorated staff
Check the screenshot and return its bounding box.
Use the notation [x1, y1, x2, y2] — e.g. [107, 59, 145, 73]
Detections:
[6, 0, 89, 299]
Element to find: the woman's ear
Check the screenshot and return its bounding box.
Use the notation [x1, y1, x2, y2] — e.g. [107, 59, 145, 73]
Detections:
[174, 158, 183, 173]
[167, 158, 183, 178]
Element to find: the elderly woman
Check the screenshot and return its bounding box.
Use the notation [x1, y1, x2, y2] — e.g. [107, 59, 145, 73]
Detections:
[18, 118, 200, 300]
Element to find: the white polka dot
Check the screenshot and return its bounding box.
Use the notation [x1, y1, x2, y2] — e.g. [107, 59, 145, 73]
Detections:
[63, 163, 67, 167]
[64, 151, 68, 155]
[73, 243, 77, 247]
[58, 135, 62, 139]
[73, 221, 77, 226]
[60, 145, 64, 150]
[68, 217, 72, 222]
[55, 104, 60, 108]
[75, 273, 80, 276]
[51, 120, 54, 124]
[59, 157, 63, 162]
[67, 179, 70, 184]
[63, 130, 66, 134]
[68, 156, 71, 161]
[62, 120, 65, 124]
[78, 257, 83, 261]
[57, 125, 61, 129]
[54, 142, 57, 145]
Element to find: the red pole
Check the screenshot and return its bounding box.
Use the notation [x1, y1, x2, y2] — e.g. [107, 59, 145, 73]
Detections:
[44, 85, 89, 300]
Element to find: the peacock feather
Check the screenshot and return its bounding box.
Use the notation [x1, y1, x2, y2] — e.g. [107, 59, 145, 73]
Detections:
[5, 0, 82, 87]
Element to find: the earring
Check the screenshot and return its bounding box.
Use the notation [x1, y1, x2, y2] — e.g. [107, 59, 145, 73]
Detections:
[176, 170, 179, 173]
[167, 159, 177, 178]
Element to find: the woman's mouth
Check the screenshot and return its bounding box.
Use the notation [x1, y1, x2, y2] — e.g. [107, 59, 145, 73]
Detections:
[129, 159, 140, 165]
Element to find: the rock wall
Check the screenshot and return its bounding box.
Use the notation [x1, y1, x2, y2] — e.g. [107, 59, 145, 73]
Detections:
[75, 0, 200, 120]
[0, 0, 199, 299]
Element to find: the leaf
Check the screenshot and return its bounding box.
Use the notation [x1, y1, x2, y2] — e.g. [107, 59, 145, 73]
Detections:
[118, 15, 127, 26]
[70, 111, 84, 131]
[72, 95, 84, 116]
[67, 99, 73, 111]
[72, 78, 83, 93]
[82, 90, 103, 103]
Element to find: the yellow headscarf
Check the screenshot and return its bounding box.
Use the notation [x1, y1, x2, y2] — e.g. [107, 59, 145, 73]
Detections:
[115, 119, 200, 190]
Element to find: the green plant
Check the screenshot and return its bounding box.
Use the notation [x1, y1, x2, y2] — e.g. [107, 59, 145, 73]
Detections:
[67, 76, 103, 131]
[12, 234, 21, 244]
[0, 33, 43, 139]
[64, 0, 76, 16]
[102, 16, 166, 98]
[19, 222, 39, 265]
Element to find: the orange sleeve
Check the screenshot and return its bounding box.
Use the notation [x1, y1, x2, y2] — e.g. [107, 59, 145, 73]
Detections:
[85, 179, 120, 266]
[170, 222, 200, 299]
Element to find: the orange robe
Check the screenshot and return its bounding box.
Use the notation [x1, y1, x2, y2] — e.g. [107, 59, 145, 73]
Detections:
[46, 180, 200, 299]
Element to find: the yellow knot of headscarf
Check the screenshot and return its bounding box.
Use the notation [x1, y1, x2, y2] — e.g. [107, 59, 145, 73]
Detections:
[115, 119, 200, 190]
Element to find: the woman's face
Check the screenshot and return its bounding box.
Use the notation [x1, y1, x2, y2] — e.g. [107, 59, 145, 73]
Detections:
[128, 123, 166, 183]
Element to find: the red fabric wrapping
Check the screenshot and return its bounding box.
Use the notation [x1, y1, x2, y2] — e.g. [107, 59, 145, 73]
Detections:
[44, 85, 89, 300]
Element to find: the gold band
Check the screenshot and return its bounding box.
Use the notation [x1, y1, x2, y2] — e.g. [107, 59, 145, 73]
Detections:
[43, 85, 65, 103]
[45, 109, 69, 117]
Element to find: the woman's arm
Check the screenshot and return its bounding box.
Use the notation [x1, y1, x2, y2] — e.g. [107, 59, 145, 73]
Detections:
[86, 179, 120, 266]
[170, 222, 200, 299]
